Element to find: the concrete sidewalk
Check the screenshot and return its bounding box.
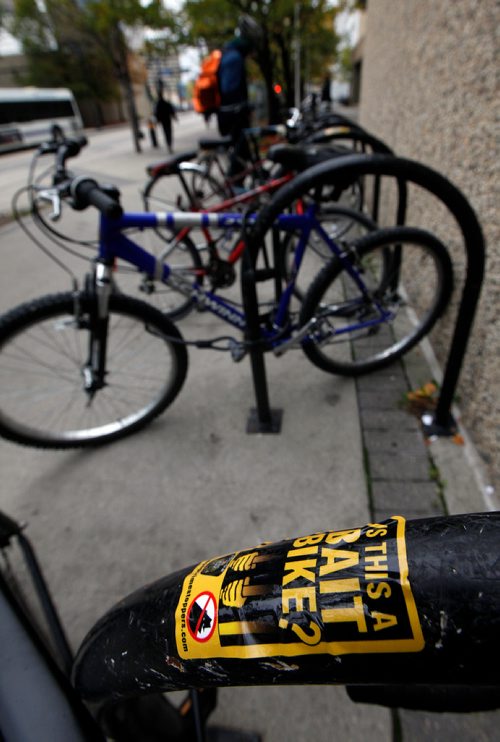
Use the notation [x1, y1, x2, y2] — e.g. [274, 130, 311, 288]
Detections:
[0, 116, 498, 741]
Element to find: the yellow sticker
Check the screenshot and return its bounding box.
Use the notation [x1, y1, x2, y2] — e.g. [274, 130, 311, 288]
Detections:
[175, 516, 423, 660]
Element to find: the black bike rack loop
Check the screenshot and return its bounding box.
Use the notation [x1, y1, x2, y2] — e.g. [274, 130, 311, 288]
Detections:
[305, 128, 397, 224]
[245, 152, 485, 436]
[306, 128, 393, 156]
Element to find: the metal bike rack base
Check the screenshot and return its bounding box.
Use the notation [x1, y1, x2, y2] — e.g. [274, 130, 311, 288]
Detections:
[421, 411, 458, 438]
[246, 407, 283, 434]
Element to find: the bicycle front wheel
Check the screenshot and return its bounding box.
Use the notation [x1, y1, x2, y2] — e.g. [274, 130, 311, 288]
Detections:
[0, 293, 188, 448]
[300, 226, 453, 376]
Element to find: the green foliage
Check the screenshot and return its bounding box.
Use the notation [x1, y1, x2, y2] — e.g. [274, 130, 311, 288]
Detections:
[184, 0, 240, 48]
[8, 0, 174, 98]
[9, 0, 117, 100]
[83, 0, 172, 39]
[338, 0, 366, 11]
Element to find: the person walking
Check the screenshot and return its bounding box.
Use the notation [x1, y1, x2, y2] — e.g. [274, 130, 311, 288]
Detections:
[321, 75, 332, 104]
[154, 87, 178, 153]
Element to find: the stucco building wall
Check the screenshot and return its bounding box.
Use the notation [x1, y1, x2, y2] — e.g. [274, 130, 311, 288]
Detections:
[359, 0, 499, 490]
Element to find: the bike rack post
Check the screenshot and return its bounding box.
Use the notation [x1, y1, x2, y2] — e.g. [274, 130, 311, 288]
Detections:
[247, 153, 485, 437]
[240, 243, 283, 434]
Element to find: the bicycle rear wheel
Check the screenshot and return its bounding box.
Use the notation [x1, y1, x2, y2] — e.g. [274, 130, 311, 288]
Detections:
[0, 293, 188, 448]
[145, 165, 229, 214]
[300, 227, 453, 375]
[189, 158, 232, 206]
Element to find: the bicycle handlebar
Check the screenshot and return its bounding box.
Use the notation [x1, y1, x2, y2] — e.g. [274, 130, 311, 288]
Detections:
[72, 513, 500, 704]
[50, 137, 88, 181]
[71, 177, 123, 219]
[32, 137, 122, 219]
[37, 135, 88, 158]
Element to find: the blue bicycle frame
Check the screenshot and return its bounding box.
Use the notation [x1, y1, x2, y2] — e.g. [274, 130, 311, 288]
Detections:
[96, 205, 392, 352]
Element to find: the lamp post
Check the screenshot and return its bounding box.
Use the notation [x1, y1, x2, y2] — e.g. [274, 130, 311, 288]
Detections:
[294, 2, 301, 107]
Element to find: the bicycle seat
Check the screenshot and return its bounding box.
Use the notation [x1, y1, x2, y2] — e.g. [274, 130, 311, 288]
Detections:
[72, 514, 500, 704]
[146, 150, 198, 178]
[198, 136, 233, 151]
[267, 143, 353, 173]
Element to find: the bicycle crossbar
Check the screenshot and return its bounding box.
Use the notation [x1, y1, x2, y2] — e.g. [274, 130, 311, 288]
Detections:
[108, 211, 306, 233]
[114, 212, 249, 230]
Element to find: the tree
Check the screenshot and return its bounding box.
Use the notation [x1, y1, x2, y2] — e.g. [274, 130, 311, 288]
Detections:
[10, 1, 118, 103]
[9, 0, 175, 152]
[80, 1, 176, 152]
[184, 0, 341, 122]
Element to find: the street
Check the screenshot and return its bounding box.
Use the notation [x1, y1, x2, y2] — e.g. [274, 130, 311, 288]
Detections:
[0, 116, 389, 739]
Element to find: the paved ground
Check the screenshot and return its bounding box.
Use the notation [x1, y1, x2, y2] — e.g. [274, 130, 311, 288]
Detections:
[0, 113, 498, 740]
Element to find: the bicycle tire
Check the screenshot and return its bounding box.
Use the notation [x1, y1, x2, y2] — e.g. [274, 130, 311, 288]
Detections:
[300, 226, 453, 376]
[281, 204, 377, 301]
[145, 166, 228, 213]
[0, 292, 188, 448]
[188, 158, 232, 206]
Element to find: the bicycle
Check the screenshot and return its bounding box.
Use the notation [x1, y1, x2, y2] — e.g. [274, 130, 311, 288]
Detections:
[0, 139, 453, 448]
[142, 125, 289, 212]
[141, 117, 369, 282]
[144, 120, 364, 215]
[141, 142, 377, 316]
[21, 136, 377, 320]
[2, 506, 499, 742]
[192, 124, 300, 196]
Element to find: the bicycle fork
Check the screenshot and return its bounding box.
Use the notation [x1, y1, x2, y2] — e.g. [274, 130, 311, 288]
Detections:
[82, 261, 113, 402]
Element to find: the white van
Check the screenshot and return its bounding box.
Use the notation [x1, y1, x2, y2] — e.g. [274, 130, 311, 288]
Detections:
[0, 87, 84, 153]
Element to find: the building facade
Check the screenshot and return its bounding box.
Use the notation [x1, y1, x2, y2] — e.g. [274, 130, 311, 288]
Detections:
[358, 0, 499, 490]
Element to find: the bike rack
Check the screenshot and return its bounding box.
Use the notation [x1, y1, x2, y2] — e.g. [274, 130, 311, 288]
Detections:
[243, 152, 485, 437]
[239, 132, 401, 436]
[306, 127, 397, 224]
[241, 241, 283, 434]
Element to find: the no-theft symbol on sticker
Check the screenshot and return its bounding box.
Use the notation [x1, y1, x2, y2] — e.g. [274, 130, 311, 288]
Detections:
[187, 591, 217, 642]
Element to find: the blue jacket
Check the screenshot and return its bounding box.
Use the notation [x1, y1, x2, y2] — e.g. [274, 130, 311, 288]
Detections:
[218, 40, 249, 107]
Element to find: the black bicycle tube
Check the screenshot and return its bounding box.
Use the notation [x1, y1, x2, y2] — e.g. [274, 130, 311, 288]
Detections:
[73, 513, 500, 703]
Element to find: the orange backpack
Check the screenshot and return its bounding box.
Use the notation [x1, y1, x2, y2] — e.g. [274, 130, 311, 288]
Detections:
[192, 50, 222, 114]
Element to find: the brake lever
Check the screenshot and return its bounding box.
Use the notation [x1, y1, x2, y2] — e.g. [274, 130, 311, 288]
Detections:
[35, 187, 63, 221]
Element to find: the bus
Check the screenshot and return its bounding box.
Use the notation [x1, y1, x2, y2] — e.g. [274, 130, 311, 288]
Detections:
[0, 87, 84, 153]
